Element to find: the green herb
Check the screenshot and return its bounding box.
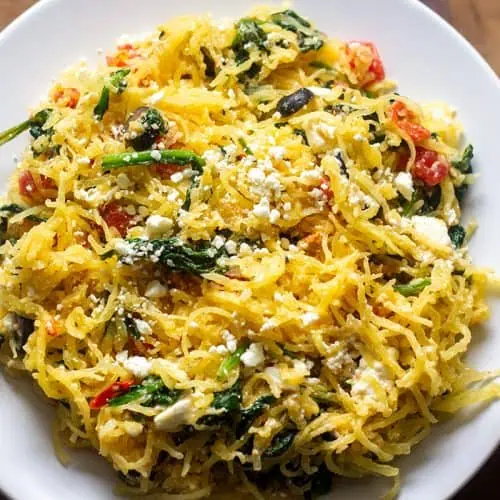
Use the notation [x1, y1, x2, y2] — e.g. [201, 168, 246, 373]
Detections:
[181, 176, 200, 212]
[108, 375, 181, 407]
[270, 10, 324, 52]
[212, 379, 242, 412]
[217, 343, 249, 380]
[236, 395, 276, 437]
[309, 61, 332, 70]
[238, 137, 253, 155]
[0, 108, 53, 147]
[279, 344, 298, 358]
[125, 107, 167, 151]
[232, 18, 267, 65]
[122, 237, 227, 275]
[402, 185, 441, 217]
[452, 145, 474, 204]
[452, 144, 474, 174]
[263, 429, 297, 458]
[93, 87, 110, 121]
[293, 128, 309, 146]
[124, 316, 141, 340]
[394, 278, 431, 297]
[109, 68, 131, 94]
[0, 204, 47, 223]
[94, 69, 131, 120]
[101, 149, 205, 172]
[449, 225, 466, 248]
[277, 88, 314, 117]
[201, 47, 216, 79]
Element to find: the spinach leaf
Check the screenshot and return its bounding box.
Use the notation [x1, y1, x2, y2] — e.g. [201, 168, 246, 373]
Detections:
[394, 278, 431, 297]
[2, 314, 35, 356]
[94, 69, 131, 120]
[263, 429, 297, 458]
[108, 375, 181, 407]
[449, 225, 466, 248]
[201, 47, 216, 78]
[452, 145, 474, 204]
[236, 395, 276, 437]
[309, 61, 332, 70]
[125, 107, 167, 151]
[121, 238, 227, 275]
[124, 316, 141, 340]
[270, 10, 324, 52]
[402, 185, 441, 216]
[452, 144, 474, 174]
[217, 343, 249, 380]
[0, 204, 46, 223]
[232, 18, 267, 65]
[212, 379, 242, 412]
[277, 88, 314, 117]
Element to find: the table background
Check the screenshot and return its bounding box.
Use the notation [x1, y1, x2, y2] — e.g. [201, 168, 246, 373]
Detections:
[0, 0, 498, 499]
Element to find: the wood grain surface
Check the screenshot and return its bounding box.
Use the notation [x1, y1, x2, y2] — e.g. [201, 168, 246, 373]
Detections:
[0, 1, 498, 500]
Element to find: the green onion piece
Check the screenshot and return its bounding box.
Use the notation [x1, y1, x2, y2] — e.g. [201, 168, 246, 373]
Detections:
[0, 120, 30, 146]
[101, 149, 205, 172]
[94, 86, 110, 121]
[217, 343, 249, 380]
[394, 278, 431, 297]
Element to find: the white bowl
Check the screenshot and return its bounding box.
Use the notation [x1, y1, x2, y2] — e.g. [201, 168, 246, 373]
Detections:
[0, 1, 499, 499]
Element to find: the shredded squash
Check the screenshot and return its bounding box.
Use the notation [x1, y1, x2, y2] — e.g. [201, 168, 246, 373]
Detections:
[0, 6, 498, 499]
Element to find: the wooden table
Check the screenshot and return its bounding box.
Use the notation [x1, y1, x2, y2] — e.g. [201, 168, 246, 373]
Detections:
[0, 1, 498, 500]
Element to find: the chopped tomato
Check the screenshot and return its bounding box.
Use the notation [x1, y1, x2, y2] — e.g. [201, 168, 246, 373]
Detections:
[391, 101, 431, 143]
[19, 171, 57, 200]
[106, 43, 139, 67]
[396, 150, 410, 171]
[99, 202, 135, 237]
[45, 319, 60, 337]
[346, 41, 385, 87]
[52, 86, 80, 109]
[319, 175, 334, 202]
[89, 380, 134, 410]
[152, 163, 184, 179]
[413, 147, 449, 186]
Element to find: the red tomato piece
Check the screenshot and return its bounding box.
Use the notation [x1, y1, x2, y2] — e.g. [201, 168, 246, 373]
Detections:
[89, 380, 134, 410]
[391, 101, 431, 143]
[346, 41, 386, 87]
[106, 43, 139, 67]
[413, 147, 450, 186]
[99, 202, 135, 237]
[319, 175, 334, 202]
[53, 87, 80, 108]
[152, 163, 185, 178]
[18, 171, 57, 200]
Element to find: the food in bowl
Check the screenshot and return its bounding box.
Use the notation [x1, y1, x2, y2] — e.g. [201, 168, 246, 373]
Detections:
[0, 6, 497, 499]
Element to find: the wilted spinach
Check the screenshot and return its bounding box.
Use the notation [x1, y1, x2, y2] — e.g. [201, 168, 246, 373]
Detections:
[270, 10, 324, 52]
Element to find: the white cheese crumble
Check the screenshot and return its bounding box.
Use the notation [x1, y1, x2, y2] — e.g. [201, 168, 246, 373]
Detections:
[154, 398, 193, 431]
[241, 343, 265, 367]
[394, 172, 414, 201]
[269, 146, 285, 160]
[411, 216, 451, 247]
[146, 215, 173, 238]
[134, 319, 152, 336]
[150, 150, 162, 162]
[221, 330, 237, 353]
[121, 355, 152, 379]
[148, 90, 165, 104]
[306, 86, 331, 97]
[145, 280, 168, 298]
[301, 312, 319, 326]
[170, 172, 184, 184]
